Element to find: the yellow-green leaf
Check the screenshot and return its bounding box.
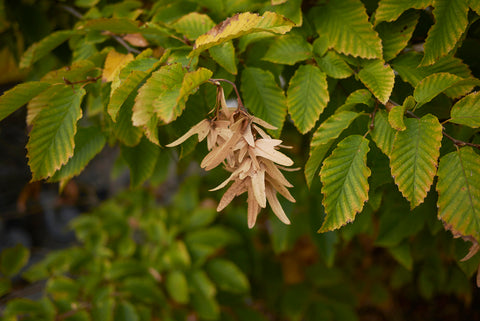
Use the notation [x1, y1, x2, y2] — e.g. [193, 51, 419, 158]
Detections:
[437, 147, 480, 240]
[388, 105, 406, 131]
[450, 91, 480, 128]
[287, 65, 329, 134]
[375, 0, 431, 24]
[241, 67, 287, 137]
[371, 110, 396, 156]
[263, 35, 312, 65]
[413, 72, 462, 105]
[311, 111, 360, 148]
[390, 114, 442, 208]
[171, 12, 215, 40]
[319, 135, 371, 232]
[27, 85, 85, 180]
[358, 60, 395, 104]
[0, 82, 50, 122]
[421, 0, 470, 66]
[313, 0, 382, 59]
[314, 50, 353, 79]
[165, 271, 189, 304]
[83, 17, 141, 33]
[191, 11, 294, 56]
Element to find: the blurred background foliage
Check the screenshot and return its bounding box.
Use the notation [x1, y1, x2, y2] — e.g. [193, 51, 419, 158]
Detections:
[0, 0, 479, 320]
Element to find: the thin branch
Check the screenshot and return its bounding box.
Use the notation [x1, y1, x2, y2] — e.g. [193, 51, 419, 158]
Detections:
[59, 4, 83, 19]
[369, 100, 379, 131]
[209, 78, 247, 112]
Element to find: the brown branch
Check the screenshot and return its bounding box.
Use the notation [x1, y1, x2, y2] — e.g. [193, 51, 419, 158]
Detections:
[63, 75, 101, 89]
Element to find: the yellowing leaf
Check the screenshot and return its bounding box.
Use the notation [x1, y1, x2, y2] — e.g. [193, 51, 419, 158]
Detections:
[370, 110, 396, 157]
[421, 0, 469, 66]
[413, 72, 462, 105]
[102, 50, 134, 82]
[191, 11, 294, 56]
[313, 0, 382, 59]
[390, 114, 442, 208]
[375, 0, 431, 24]
[358, 60, 395, 104]
[319, 135, 371, 232]
[0, 82, 50, 122]
[450, 91, 480, 128]
[437, 147, 480, 240]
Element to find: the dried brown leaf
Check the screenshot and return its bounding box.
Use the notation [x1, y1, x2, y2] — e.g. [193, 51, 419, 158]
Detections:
[266, 184, 291, 225]
[166, 119, 211, 147]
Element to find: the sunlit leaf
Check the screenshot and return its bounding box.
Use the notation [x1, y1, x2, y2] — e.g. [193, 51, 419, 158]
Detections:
[375, 0, 431, 24]
[421, 0, 469, 66]
[27, 85, 85, 180]
[241, 67, 287, 137]
[319, 135, 371, 232]
[450, 91, 480, 128]
[287, 65, 329, 134]
[0, 82, 50, 122]
[437, 147, 480, 240]
[358, 60, 395, 104]
[313, 0, 382, 59]
[20, 30, 76, 69]
[263, 35, 312, 65]
[390, 114, 442, 208]
[191, 11, 294, 56]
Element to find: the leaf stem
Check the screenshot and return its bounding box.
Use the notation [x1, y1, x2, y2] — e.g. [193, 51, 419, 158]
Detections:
[209, 78, 247, 112]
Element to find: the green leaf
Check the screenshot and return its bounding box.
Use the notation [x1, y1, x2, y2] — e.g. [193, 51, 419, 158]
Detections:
[0, 278, 11, 297]
[358, 60, 395, 104]
[191, 293, 220, 320]
[311, 111, 360, 148]
[267, 0, 303, 26]
[305, 142, 334, 188]
[470, 0, 480, 14]
[191, 11, 294, 56]
[171, 12, 215, 40]
[314, 50, 353, 79]
[319, 135, 371, 232]
[376, 11, 420, 61]
[437, 147, 480, 240]
[165, 270, 189, 304]
[46, 276, 80, 300]
[413, 72, 463, 105]
[0, 244, 30, 277]
[338, 89, 375, 111]
[287, 65, 329, 134]
[388, 105, 406, 131]
[375, 0, 431, 24]
[0, 82, 50, 122]
[389, 242, 413, 270]
[20, 30, 76, 68]
[390, 114, 442, 208]
[188, 270, 216, 297]
[206, 258, 249, 293]
[3, 299, 44, 318]
[115, 301, 139, 321]
[84, 18, 141, 33]
[50, 126, 106, 185]
[41, 59, 97, 84]
[121, 137, 160, 187]
[27, 85, 85, 180]
[450, 91, 480, 128]
[209, 41, 237, 74]
[263, 35, 312, 65]
[421, 0, 470, 66]
[113, 92, 143, 147]
[313, 0, 382, 59]
[241, 67, 287, 137]
[153, 65, 212, 123]
[371, 110, 396, 156]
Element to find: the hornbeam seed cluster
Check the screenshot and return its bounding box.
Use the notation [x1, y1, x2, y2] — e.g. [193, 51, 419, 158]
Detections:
[167, 86, 296, 228]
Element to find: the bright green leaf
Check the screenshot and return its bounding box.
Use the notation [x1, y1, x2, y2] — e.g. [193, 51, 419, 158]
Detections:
[315, 50, 353, 79]
[27, 85, 85, 180]
[421, 0, 469, 66]
[371, 110, 396, 156]
[0, 244, 30, 277]
[171, 12, 215, 40]
[376, 11, 420, 61]
[450, 91, 480, 128]
[287, 65, 329, 134]
[209, 41, 237, 74]
[206, 258, 250, 293]
[313, 0, 382, 59]
[437, 147, 480, 240]
[375, 0, 431, 24]
[50, 126, 106, 186]
[319, 135, 371, 232]
[122, 137, 160, 187]
[358, 60, 395, 104]
[191, 11, 294, 56]
[20, 30, 76, 69]
[241, 67, 287, 137]
[263, 35, 312, 65]
[390, 114, 442, 208]
[165, 271, 189, 304]
[413, 72, 463, 105]
[0, 82, 50, 122]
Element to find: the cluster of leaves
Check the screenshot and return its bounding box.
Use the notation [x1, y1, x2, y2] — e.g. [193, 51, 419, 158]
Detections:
[1, 182, 255, 321]
[1, 0, 480, 317]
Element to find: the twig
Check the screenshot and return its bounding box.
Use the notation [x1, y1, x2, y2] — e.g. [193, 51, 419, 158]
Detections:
[63, 76, 101, 89]
[209, 78, 247, 112]
[59, 4, 83, 20]
[369, 100, 379, 130]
